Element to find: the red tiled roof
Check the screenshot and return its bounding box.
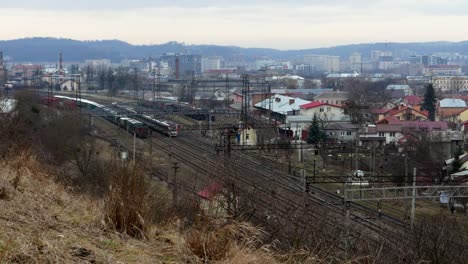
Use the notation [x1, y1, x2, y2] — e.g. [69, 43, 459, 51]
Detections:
[401, 121, 448, 131]
[371, 108, 391, 114]
[197, 182, 223, 200]
[387, 106, 428, 118]
[300, 101, 341, 109]
[403, 96, 422, 106]
[376, 124, 403, 132]
[376, 116, 402, 124]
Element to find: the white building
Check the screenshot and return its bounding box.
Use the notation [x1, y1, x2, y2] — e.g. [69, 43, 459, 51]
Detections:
[423, 65, 462, 76]
[385, 84, 413, 96]
[201, 56, 222, 73]
[433, 76, 468, 93]
[348, 53, 362, 72]
[254, 94, 311, 117]
[303, 55, 341, 72]
[371, 50, 392, 60]
[299, 102, 347, 121]
[285, 102, 350, 140]
[253, 59, 276, 70]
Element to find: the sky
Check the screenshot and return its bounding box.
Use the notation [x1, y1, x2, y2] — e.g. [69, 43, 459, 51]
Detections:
[1, 0, 468, 50]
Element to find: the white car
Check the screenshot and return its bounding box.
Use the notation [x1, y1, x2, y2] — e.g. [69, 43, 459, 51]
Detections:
[353, 170, 365, 177]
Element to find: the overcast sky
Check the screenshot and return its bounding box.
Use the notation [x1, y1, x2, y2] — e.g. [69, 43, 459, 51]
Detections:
[1, 0, 467, 49]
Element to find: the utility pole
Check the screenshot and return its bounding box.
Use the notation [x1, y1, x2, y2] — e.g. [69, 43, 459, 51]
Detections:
[355, 140, 358, 171]
[404, 154, 408, 220]
[303, 169, 310, 208]
[411, 167, 417, 228]
[151, 69, 155, 104]
[225, 73, 230, 109]
[288, 126, 292, 174]
[133, 132, 136, 166]
[313, 150, 317, 184]
[172, 162, 179, 208]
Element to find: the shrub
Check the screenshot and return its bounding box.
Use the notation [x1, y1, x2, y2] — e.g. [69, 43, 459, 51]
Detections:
[103, 161, 150, 239]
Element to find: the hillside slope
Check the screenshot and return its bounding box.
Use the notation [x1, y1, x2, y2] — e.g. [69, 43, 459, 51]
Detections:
[0, 152, 184, 263]
[2, 37, 468, 62]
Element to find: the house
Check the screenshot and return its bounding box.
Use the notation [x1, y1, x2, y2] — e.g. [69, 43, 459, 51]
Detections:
[284, 102, 349, 140]
[270, 88, 333, 98]
[386, 106, 428, 121]
[251, 92, 273, 106]
[300, 102, 347, 122]
[279, 74, 305, 88]
[359, 119, 450, 146]
[237, 127, 258, 145]
[197, 182, 225, 217]
[372, 105, 428, 122]
[438, 98, 467, 122]
[230, 92, 243, 103]
[323, 123, 359, 143]
[385, 84, 413, 96]
[313, 91, 350, 106]
[457, 109, 468, 124]
[359, 123, 403, 146]
[194, 89, 226, 101]
[254, 94, 311, 121]
[403, 96, 422, 106]
[359, 125, 387, 146]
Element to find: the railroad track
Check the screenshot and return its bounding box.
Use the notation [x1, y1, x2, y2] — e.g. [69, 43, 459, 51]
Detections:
[72, 95, 407, 257]
[181, 130, 406, 226]
[144, 130, 405, 252]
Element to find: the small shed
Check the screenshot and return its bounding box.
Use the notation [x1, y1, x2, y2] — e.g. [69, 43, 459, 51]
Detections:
[197, 182, 225, 217]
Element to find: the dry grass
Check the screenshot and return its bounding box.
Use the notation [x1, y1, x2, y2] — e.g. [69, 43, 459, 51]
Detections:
[103, 160, 150, 239]
[181, 215, 273, 263]
[0, 150, 382, 263]
[0, 152, 180, 263]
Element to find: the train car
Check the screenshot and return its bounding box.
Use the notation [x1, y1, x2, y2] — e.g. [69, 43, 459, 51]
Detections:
[140, 115, 179, 137]
[119, 117, 149, 138]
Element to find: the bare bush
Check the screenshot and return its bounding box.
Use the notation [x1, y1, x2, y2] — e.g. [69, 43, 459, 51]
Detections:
[184, 216, 265, 262]
[405, 215, 468, 264]
[103, 161, 150, 239]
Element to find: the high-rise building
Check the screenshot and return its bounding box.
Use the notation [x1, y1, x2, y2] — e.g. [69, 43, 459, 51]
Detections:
[160, 53, 202, 79]
[348, 53, 362, 72]
[0, 52, 7, 86]
[303, 55, 341, 72]
[294, 64, 314, 75]
[409, 55, 422, 64]
[201, 56, 222, 72]
[371, 50, 392, 61]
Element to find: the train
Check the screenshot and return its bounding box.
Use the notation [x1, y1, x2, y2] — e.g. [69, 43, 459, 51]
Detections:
[51, 95, 150, 138]
[138, 99, 210, 121]
[140, 114, 179, 137]
[113, 104, 179, 137]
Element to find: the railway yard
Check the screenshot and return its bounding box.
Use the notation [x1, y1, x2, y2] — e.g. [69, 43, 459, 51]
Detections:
[45, 92, 420, 256]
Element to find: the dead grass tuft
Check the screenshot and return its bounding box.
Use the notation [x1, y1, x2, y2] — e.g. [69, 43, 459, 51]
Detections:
[0, 178, 11, 200]
[183, 216, 266, 262]
[103, 160, 150, 239]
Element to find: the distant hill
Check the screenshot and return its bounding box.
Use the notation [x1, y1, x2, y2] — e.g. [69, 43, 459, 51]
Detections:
[1, 37, 468, 63]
